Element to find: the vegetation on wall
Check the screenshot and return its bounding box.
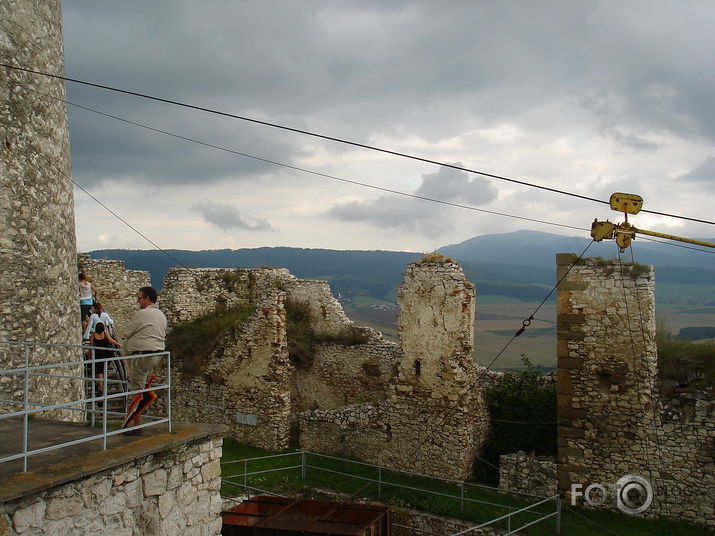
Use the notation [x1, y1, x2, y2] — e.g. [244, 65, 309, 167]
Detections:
[475, 357, 556, 485]
[285, 299, 370, 368]
[168, 299, 372, 376]
[657, 321, 715, 392]
[166, 304, 255, 378]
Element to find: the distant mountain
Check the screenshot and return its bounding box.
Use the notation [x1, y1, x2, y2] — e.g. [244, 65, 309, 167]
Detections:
[438, 230, 715, 271]
[86, 231, 714, 300]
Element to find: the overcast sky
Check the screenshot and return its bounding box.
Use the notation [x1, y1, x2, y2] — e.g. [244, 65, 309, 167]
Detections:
[61, 1, 715, 254]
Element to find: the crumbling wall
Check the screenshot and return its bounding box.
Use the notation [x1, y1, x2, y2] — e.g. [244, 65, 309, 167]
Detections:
[76, 254, 150, 338]
[286, 279, 352, 334]
[165, 266, 393, 450]
[299, 256, 489, 480]
[171, 290, 291, 449]
[556, 254, 714, 526]
[290, 337, 400, 413]
[161, 267, 294, 326]
[0, 0, 82, 419]
[499, 452, 557, 498]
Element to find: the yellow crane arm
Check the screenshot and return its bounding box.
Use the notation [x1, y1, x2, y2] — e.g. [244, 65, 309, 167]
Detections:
[633, 227, 715, 249]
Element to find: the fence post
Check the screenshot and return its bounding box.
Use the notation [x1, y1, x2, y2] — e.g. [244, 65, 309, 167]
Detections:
[244, 459, 249, 498]
[89, 346, 96, 427]
[301, 451, 307, 483]
[460, 482, 464, 515]
[22, 343, 30, 472]
[378, 467, 382, 497]
[556, 496, 561, 535]
[166, 352, 172, 433]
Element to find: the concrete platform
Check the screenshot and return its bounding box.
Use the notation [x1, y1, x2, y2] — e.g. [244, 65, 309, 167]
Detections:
[0, 417, 226, 503]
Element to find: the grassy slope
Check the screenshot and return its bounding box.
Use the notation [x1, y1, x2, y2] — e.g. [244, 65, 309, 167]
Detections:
[221, 440, 715, 536]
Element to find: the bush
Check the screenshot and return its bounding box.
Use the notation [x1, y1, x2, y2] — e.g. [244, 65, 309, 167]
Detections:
[476, 357, 556, 485]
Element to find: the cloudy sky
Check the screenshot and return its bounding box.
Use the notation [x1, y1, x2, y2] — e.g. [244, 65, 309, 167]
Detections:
[61, 1, 715, 253]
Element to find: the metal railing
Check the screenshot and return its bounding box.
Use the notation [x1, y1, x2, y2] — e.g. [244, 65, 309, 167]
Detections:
[0, 339, 171, 472]
[222, 451, 561, 535]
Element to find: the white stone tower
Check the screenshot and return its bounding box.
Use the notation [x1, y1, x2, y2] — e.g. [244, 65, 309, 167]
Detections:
[1, 0, 82, 415]
[1, 0, 80, 345]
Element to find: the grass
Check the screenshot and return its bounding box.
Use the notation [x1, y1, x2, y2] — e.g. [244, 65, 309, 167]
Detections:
[656, 283, 715, 304]
[220, 440, 714, 535]
[165, 303, 255, 377]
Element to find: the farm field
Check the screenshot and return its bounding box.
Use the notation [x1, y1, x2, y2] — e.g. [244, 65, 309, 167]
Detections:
[343, 295, 557, 370]
[343, 289, 715, 371]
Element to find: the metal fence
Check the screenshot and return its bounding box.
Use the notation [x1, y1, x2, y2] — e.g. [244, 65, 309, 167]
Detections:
[222, 451, 561, 535]
[0, 339, 171, 472]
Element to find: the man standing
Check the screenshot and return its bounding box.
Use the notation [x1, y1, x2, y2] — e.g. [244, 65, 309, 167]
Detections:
[123, 286, 167, 434]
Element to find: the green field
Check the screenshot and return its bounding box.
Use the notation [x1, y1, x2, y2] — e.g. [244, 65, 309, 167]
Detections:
[341, 290, 715, 372]
[656, 283, 715, 304]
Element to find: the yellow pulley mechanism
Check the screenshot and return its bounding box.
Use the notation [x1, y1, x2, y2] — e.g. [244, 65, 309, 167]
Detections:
[590, 193, 715, 252]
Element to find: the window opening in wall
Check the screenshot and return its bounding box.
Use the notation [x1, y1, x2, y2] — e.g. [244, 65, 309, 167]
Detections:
[414, 359, 421, 376]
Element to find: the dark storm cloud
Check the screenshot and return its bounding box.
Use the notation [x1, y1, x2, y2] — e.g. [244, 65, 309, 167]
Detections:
[192, 200, 275, 232]
[329, 165, 496, 232]
[60, 1, 715, 191]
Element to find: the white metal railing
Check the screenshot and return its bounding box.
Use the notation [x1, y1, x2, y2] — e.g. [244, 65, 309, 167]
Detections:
[221, 451, 561, 534]
[0, 339, 172, 472]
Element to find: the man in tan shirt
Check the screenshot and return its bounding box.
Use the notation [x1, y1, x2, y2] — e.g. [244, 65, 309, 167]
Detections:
[123, 286, 167, 433]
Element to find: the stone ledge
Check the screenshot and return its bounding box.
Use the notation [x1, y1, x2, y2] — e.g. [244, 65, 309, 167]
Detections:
[0, 423, 226, 504]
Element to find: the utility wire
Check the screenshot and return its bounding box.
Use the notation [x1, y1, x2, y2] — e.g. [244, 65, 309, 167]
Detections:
[637, 234, 715, 255]
[23, 84, 589, 234]
[5, 63, 714, 226]
[31, 151, 189, 268]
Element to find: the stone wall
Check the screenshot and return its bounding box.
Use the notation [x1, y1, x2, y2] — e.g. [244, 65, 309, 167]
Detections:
[299, 256, 489, 480]
[165, 267, 390, 450]
[0, 433, 224, 535]
[0, 0, 82, 420]
[160, 267, 293, 326]
[170, 287, 292, 450]
[498, 452, 557, 498]
[556, 254, 714, 526]
[290, 338, 400, 413]
[76, 254, 150, 338]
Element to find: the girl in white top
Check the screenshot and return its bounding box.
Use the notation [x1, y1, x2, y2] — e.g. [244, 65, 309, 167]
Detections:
[83, 302, 115, 340]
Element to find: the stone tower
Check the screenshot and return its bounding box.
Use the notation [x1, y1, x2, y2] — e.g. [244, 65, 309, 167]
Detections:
[0, 0, 80, 345]
[1, 1, 82, 414]
[556, 255, 659, 511]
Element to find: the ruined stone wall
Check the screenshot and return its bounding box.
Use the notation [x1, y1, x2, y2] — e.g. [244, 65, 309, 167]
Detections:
[0, 434, 223, 535]
[290, 337, 400, 414]
[285, 279, 352, 334]
[76, 254, 150, 338]
[0, 0, 82, 419]
[299, 257, 489, 480]
[171, 291, 292, 450]
[499, 452, 557, 498]
[165, 267, 372, 449]
[556, 254, 714, 526]
[161, 267, 294, 326]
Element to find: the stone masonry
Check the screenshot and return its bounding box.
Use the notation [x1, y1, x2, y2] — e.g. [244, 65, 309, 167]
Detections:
[299, 256, 489, 480]
[556, 254, 714, 526]
[162, 266, 397, 451]
[498, 452, 557, 498]
[0, 431, 224, 535]
[1, 0, 82, 419]
[77, 254, 150, 338]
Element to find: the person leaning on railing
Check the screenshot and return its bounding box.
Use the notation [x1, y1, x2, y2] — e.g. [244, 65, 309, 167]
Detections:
[122, 286, 167, 433]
